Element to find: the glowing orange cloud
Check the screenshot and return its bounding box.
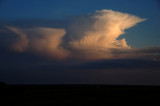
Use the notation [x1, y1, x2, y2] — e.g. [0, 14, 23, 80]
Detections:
[3, 9, 147, 60]
[7, 27, 69, 60]
[67, 10, 146, 60]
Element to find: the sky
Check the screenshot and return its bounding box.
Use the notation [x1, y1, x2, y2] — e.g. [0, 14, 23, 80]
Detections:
[0, 0, 160, 85]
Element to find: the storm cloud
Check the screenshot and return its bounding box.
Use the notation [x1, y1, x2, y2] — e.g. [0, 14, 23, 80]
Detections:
[1, 9, 159, 61]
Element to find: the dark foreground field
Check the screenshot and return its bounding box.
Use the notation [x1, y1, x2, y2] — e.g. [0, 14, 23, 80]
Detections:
[1, 84, 160, 105]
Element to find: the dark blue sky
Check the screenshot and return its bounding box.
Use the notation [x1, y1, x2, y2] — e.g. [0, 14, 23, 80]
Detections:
[0, 0, 160, 47]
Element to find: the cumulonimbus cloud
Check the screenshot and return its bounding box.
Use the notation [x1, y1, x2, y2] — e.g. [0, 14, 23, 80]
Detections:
[2, 9, 159, 61]
[67, 10, 145, 60]
[5, 27, 70, 60]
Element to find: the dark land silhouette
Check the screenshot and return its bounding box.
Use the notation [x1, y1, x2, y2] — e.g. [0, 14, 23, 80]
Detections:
[1, 82, 160, 105]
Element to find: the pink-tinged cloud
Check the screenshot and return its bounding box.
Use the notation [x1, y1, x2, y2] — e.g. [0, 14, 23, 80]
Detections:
[6, 27, 69, 60]
[6, 26, 29, 52]
[3, 9, 159, 61]
[67, 10, 145, 60]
